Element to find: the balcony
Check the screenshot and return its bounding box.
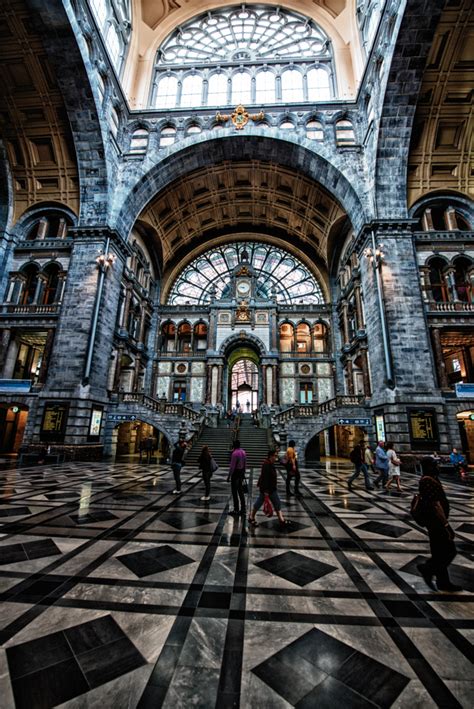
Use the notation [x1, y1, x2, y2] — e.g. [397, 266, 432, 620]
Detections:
[425, 301, 474, 314]
[1, 303, 61, 316]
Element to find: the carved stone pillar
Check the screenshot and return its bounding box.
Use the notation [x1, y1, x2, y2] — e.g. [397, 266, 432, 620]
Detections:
[431, 328, 448, 389]
[341, 300, 349, 345]
[445, 207, 458, 231]
[266, 365, 273, 406]
[444, 267, 457, 301]
[354, 282, 364, 330]
[0, 328, 11, 375]
[421, 209, 434, 231]
[216, 364, 224, 405]
[345, 359, 354, 395]
[272, 364, 278, 405]
[360, 348, 371, 397]
[205, 364, 213, 404]
[419, 266, 431, 303]
[122, 284, 132, 330]
[113, 345, 124, 391]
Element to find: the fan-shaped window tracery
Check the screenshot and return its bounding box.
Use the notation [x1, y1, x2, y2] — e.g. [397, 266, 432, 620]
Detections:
[150, 5, 335, 108]
[167, 242, 325, 305]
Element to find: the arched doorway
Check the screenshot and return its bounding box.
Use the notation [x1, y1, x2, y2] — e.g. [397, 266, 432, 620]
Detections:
[226, 347, 260, 412]
[114, 421, 170, 462]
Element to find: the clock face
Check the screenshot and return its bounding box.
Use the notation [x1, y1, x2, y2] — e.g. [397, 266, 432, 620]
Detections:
[237, 280, 250, 296]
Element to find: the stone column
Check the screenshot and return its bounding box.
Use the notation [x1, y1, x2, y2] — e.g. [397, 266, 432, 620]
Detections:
[272, 364, 278, 404]
[205, 364, 213, 404]
[445, 207, 458, 231]
[211, 365, 219, 406]
[266, 365, 273, 406]
[345, 359, 354, 395]
[360, 348, 371, 397]
[37, 329, 55, 384]
[340, 300, 349, 345]
[216, 363, 224, 405]
[431, 328, 448, 389]
[0, 328, 11, 375]
[421, 209, 433, 231]
[419, 266, 431, 303]
[354, 282, 364, 330]
[444, 267, 456, 301]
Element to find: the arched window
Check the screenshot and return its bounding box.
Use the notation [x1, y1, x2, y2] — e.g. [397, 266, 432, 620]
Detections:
[193, 322, 208, 352]
[161, 322, 176, 352]
[20, 264, 39, 305]
[307, 67, 331, 100]
[177, 322, 192, 353]
[256, 69, 275, 104]
[279, 323, 294, 353]
[150, 5, 335, 108]
[296, 323, 311, 353]
[154, 75, 178, 109]
[231, 70, 252, 105]
[160, 125, 176, 147]
[306, 120, 324, 140]
[185, 124, 201, 136]
[181, 74, 203, 107]
[357, 0, 383, 53]
[313, 323, 328, 353]
[89, 0, 132, 75]
[26, 214, 70, 240]
[42, 264, 61, 305]
[280, 120, 295, 131]
[129, 128, 149, 154]
[336, 119, 356, 145]
[428, 258, 449, 302]
[453, 257, 472, 302]
[207, 73, 228, 106]
[168, 242, 324, 305]
[281, 69, 304, 103]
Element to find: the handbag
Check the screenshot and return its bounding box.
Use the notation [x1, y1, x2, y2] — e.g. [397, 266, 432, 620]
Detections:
[263, 493, 274, 517]
[209, 457, 219, 474]
[410, 492, 427, 526]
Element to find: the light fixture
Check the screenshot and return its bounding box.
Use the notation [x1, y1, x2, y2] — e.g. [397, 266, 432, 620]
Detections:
[364, 243, 385, 267]
[96, 250, 116, 270]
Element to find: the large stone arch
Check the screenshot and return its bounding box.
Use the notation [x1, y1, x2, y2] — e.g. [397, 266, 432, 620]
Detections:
[27, 0, 110, 225]
[112, 132, 371, 240]
[374, 0, 446, 218]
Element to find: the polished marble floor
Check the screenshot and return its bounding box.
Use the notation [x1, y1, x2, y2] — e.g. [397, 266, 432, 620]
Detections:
[0, 459, 472, 708]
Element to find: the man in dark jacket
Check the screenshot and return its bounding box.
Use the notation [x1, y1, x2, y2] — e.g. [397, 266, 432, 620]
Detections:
[347, 441, 374, 491]
[417, 456, 461, 592]
[248, 450, 291, 527]
[171, 440, 186, 494]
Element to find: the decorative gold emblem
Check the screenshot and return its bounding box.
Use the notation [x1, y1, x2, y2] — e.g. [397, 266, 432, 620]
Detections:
[235, 302, 251, 322]
[236, 266, 250, 276]
[216, 104, 265, 130]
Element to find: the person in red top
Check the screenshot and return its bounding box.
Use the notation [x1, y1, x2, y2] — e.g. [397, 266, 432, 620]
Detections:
[417, 456, 462, 592]
[248, 449, 291, 528]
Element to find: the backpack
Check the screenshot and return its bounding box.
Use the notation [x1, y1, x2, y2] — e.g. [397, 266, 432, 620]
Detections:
[349, 447, 359, 464]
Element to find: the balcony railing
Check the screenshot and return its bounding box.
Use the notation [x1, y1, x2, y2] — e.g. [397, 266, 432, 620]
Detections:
[1, 303, 60, 316]
[118, 392, 201, 420]
[426, 301, 474, 313]
[275, 395, 365, 423]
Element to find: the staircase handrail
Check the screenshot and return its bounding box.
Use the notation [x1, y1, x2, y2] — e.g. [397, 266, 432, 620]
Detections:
[115, 392, 200, 420]
[274, 395, 365, 423]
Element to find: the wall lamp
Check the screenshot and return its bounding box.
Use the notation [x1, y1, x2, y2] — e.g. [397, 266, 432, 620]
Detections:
[96, 250, 116, 271]
[364, 243, 385, 267]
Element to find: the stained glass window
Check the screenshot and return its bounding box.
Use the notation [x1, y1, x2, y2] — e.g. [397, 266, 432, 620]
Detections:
[167, 242, 324, 305]
[150, 5, 334, 108]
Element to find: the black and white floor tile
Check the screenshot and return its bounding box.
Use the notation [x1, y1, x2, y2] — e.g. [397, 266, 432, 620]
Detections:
[0, 459, 472, 707]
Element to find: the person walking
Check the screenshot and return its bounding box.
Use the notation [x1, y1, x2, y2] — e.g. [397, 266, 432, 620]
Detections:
[348, 441, 374, 491]
[198, 445, 214, 502]
[374, 441, 389, 488]
[385, 441, 402, 491]
[365, 443, 376, 475]
[171, 439, 187, 494]
[248, 449, 291, 528]
[285, 439, 301, 497]
[450, 447, 467, 478]
[228, 439, 247, 516]
[417, 456, 461, 592]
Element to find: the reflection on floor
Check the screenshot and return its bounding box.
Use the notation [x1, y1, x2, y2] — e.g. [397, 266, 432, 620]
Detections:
[0, 460, 472, 708]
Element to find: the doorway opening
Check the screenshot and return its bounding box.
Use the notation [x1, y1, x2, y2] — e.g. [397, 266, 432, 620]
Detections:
[230, 359, 258, 411]
[0, 404, 29, 454]
[114, 421, 170, 462]
[305, 424, 369, 461]
[456, 410, 473, 463]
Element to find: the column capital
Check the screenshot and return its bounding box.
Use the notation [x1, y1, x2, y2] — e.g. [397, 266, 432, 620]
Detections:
[69, 226, 131, 262]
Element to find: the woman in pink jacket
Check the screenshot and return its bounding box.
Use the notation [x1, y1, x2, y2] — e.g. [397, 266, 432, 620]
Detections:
[228, 439, 247, 516]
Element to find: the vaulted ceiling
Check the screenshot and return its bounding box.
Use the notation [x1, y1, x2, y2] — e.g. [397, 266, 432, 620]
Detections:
[139, 160, 346, 278]
[407, 0, 473, 208]
[0, 0, 80, 223]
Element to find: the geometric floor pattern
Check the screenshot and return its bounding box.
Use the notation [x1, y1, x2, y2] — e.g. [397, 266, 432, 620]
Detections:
[0, 458, 472, 708]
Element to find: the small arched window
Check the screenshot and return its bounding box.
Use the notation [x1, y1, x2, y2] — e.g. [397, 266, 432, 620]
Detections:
[186, 123, 202, 136]
[231, 70, 252, 105]
[20, 264, 39, 305]
[154, 75, 178, 109]
[280, 121, 295, 131]
[306, 120, 324, 141]
[428, 258, 449, 302]
[296, 323, 311, 353]
[281, 69, 303, 103]
[42, 264, 61, 305]
[193, 322, 208, 352]
[129, 129, 149, 154]
[313, 323, 328, 353]
[181, 74, 203, 107]
[177, 322, 192, 353]
[160, 125, 176, 147]
[161, 322, 176, 352]
[453, 257, 472, 303]
[279, 323, 294, 353]
[207, 73, 228, 106]
[256, 69, 275, 103]
[307, 67, 331, 101]
[336, 119, 356, 145]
